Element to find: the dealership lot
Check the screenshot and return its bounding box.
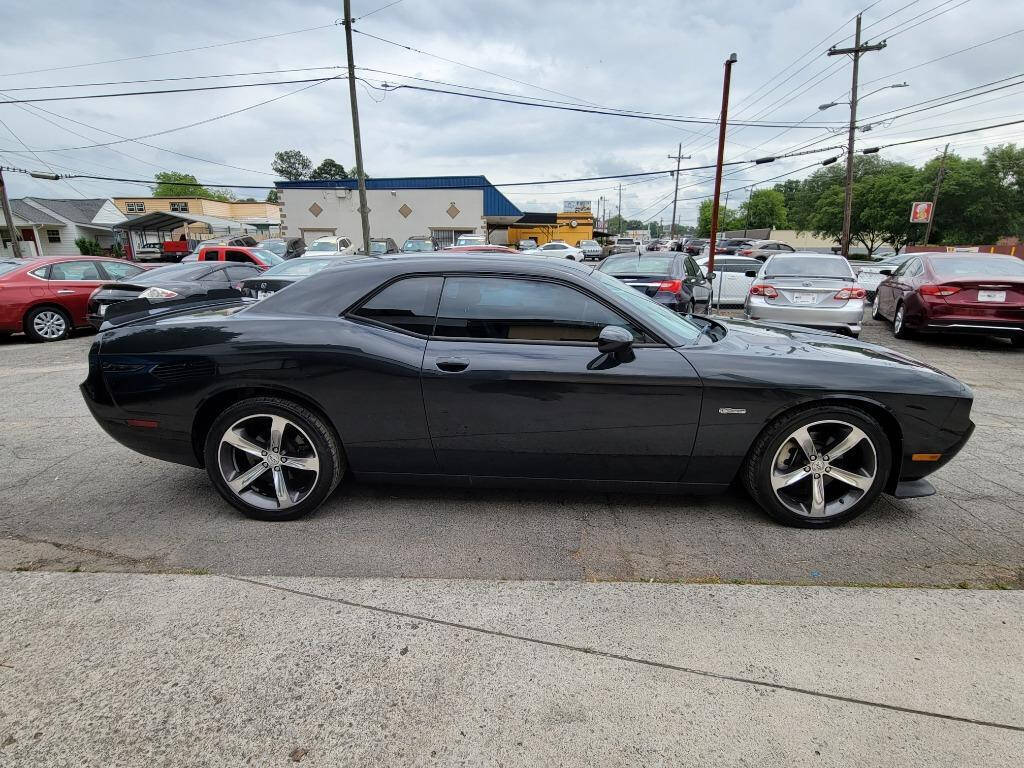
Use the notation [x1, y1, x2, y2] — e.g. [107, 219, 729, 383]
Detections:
[1, 316, 1021, 587]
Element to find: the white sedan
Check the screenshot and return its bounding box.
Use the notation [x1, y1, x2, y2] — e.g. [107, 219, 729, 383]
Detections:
[696, 255, 762, 306]
[522, 242, 586, 261]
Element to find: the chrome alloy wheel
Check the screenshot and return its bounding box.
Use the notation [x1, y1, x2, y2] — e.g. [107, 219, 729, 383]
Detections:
[770, 420, 877, 518]
[33, 310, 67, 339]
[894, 305, 905, 334]
[217, 414, 320, 511]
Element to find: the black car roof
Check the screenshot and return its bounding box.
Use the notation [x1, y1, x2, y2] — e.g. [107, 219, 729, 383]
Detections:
[247, 254, 599, 319]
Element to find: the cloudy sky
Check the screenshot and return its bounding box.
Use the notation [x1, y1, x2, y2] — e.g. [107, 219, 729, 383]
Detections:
[1, 0, 1022, 225]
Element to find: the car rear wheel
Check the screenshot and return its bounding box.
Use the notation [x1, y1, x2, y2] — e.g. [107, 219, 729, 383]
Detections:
[204, 397, 344, 521]
[893, 303, 913, 339]
[742, 406, 891, 528]
[24, 306, 71, 342]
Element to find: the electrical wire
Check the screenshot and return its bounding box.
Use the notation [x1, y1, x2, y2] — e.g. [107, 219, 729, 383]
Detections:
[0, 67, 345, 92]
[0, 23, 341, 78]
[355, 0, 406, 20]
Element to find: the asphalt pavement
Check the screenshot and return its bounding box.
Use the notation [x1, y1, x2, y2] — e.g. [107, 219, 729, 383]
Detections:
[1, 314, 1021, 586]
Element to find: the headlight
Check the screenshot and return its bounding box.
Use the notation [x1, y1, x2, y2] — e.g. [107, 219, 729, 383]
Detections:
[138, 287, 178, 299]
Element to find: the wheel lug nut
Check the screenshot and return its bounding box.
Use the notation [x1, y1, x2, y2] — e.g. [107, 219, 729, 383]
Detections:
[825, 467, 831, 473]
[813, 473, 821, 479]
[803, 466, 810, 472]
[261, 450, 267, 456]
[810, 455, 817, 461]
[823, 455, 830, 461]
[262, 462, 268, 467]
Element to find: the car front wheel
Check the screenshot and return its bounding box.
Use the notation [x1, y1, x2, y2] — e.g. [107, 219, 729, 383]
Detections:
[871, 293, 884, 320]
[204, 396, 344, 521]
[742, 406, 891, 528]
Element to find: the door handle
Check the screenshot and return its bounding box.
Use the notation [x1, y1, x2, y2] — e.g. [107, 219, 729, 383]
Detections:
[435, 357, 469, 373]
[56, 289, 75, 294]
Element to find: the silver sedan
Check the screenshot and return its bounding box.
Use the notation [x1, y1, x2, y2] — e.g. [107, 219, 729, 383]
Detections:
[743, 253, 866, 337]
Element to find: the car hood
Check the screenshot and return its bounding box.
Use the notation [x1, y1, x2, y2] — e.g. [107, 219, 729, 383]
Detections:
[706, 316, 960, 381]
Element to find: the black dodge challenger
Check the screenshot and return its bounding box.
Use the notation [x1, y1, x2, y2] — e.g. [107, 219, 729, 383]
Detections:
[81, 255, 974, 527]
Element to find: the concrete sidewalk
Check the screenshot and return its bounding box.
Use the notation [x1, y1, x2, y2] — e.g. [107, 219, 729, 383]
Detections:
[0, 573, 1021, 767]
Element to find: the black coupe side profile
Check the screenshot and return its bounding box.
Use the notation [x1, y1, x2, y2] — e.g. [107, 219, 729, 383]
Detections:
[81, 255, 974, 527]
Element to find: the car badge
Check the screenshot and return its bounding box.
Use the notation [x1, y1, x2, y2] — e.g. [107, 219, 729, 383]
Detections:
[260, 282, 267, 289]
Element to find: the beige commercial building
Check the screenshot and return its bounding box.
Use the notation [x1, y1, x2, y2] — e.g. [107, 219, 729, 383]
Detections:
[111, 197, 281, 235]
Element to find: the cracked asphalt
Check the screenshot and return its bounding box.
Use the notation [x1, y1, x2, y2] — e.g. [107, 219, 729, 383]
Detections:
[1, 315, 1022, 587]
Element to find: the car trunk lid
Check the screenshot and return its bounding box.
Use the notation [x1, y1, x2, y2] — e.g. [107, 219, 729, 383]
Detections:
[613, 273, 672, 297]
[763, 276, 854, 307]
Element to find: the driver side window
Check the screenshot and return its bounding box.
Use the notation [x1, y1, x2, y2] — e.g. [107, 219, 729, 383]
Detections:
[433, 277, 644, 343]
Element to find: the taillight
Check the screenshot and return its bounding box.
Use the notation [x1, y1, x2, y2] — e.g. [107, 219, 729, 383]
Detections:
[738, 249, 753, 255]
[138, 287, 178, 299]
[919, 284, 961, 297]
[658, 279, 682, 293]
[750, 284, 779, 298]
[834, 286, 867, 300]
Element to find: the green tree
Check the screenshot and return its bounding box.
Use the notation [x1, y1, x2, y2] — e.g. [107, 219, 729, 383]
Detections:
[738, 188, 788, 230]
[310, 158, 349, 180]
[271, 149, 313, 181]
[153, 172, 208, 197]
[266, 189, 280, 204]
[696, 200, 744, 237]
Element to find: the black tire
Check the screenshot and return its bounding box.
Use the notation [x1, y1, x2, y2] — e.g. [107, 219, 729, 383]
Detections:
[892, 302, 913, 339]
[1011, 335, 1024, 348]
[870, 293, 884, 320]
[203, 396, 344, 521]
[684, 299, 695, 314]
[24, 305, 71, 342]
[742, 405, 892, 528]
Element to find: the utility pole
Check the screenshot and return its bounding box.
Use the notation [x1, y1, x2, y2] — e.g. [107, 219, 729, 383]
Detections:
[617, 183, 622, 234]
[667, 143, 691, 238]
[343, 0, 371, 256]
[707, 53, 737, 313]
[828, 14, 886, 258]
[0, 168, 24, 259]
[923, 143, 949, 244]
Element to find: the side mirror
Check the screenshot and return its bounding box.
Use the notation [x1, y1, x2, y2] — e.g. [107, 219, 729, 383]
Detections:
[745, 270, 758, 278]
[879, 269, 892, 276]
[597, 325, 634, 356]
[708, 270, 717, 280]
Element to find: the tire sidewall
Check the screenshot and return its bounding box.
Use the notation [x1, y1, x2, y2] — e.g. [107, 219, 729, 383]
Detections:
[25, 306, 71, 342]
[750, 406, 892, 528]
[893, 303, 910, 338]
[871, 293, 882, 320]
[204, 398, 340, 521]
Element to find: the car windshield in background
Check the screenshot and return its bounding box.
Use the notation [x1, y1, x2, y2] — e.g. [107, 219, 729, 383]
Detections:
[252, 250, 284, 265]
[589, 269, 702, 344]
[600, 255, 674, 275]
[402, 240, 434, 252]
[617, 239, 635, 245]
[132, 263, 214, 282]
[307, 241, 339, 252]
[580, 240, 598, 247]
[932, 256, 1024, 279]
[258, 241, 287, 255]
[0, 260, 23, 277]
[369, 242, 389, 254]
[261, 258, 334, 277]
[766, 256, 853, 279]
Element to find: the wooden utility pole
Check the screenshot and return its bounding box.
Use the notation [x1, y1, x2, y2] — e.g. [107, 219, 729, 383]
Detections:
[923, 143, 949, 245]
[617, 183, 622, 234]
[707, 53, 738, 294]
[667, 143, 691, 238]
[0, 168, 24, 259]
[828, 14, 886, 258]
[343, 0, 371, 256]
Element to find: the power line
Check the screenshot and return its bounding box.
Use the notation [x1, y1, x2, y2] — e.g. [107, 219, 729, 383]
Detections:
[0, 23, 341, 78]
[0, 66, 344, 92]
[355, 0, 406, 20]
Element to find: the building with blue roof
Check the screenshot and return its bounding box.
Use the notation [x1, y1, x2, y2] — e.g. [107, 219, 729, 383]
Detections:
[275, 175, 523, 248]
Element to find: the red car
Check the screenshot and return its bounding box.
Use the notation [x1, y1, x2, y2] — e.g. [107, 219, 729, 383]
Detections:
[0, 256, 148, 342]
[197, 245, 283, 269]
[871, 252, 1024, 346]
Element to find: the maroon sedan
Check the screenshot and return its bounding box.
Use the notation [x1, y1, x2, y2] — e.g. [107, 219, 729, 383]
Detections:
[0, 256, 147, 342]
[871, 252, 1024, 345]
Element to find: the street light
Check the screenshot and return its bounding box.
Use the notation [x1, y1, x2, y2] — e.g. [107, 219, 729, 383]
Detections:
[818, 82, 908, 111]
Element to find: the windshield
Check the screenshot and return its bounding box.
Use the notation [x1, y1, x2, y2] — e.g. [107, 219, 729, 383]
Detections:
[617, 239, 635, 245]
[590, 269, 702, 344]
[261, 258, 333, 277]
[307, 241, 339, 252]
[766, 256, 853, 279]
[369, 241, 390, 254]
[132, 263, 215, 282]
[932, 256, 1024, 279]
[580, 240, 598, 247]
[402, 239, 434, 252]
[252, 249, 284, 265]
[600, 255, 674, 275]
[456, 236, 485, 245]
[258, 240, 287, 255]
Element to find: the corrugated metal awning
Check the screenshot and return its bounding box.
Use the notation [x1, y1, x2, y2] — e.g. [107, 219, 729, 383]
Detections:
[112, 210, 257, 232]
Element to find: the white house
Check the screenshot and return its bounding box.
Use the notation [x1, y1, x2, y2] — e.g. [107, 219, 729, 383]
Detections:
[1, 198, 127, 258]
[275, 176, 522, 248]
